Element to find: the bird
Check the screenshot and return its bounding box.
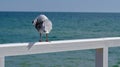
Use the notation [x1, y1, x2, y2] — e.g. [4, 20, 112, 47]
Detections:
[32, 14, 52, 42]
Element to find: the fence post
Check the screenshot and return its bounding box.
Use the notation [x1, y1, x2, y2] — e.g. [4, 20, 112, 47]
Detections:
[96, 48, 103, 67]
[0, 56, 4, 67]
[103, 47, 108, 67]
[95, 47, 108, 67]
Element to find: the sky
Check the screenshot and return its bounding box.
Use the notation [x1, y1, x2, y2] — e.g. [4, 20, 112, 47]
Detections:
[0, 0, 120, 12]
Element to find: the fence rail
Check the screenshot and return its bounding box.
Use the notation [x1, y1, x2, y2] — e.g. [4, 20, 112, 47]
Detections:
[1, 37, 120, 67]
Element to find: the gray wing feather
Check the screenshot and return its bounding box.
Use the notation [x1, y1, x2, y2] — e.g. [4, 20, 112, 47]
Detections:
[43, 19, 52, 33]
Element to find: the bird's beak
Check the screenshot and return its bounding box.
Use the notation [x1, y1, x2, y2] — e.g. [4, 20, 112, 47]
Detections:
[32, 21, 35, 25]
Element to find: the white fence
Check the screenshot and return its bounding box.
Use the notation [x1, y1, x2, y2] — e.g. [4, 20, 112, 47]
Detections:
[1, 37, 120, 67]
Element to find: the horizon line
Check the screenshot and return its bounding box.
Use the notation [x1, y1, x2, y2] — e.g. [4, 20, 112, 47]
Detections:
[0, 10, 120, 13]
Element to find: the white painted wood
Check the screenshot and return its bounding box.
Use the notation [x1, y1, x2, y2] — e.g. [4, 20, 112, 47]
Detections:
[103, 46, 108, 67]
[96, 47, 108, 67]
[96, 48, 103, 67]
[0, 38, 106, 56]
[0, 37, 120, 67]
[0, 56, 4, 67]
[1, 37, 120, 56]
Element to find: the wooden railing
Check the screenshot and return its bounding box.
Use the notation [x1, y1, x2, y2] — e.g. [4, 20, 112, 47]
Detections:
[1, 37, 120, 67]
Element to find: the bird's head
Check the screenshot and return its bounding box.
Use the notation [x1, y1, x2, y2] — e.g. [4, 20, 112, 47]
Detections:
[39, 14, 48, 21]
[32, 14, 48, 26]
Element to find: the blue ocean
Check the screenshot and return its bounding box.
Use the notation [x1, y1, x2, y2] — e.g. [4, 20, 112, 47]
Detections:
[0, 12, 120, 67]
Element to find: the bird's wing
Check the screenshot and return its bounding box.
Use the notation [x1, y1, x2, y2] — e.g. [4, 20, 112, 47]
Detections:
[43, 20, 52, 33]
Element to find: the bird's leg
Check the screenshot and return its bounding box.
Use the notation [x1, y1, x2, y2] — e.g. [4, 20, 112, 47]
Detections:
[46, 34, 48, 42]
[39, 33, 42, 42]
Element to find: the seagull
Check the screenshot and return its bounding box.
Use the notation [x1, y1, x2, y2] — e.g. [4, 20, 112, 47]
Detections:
[32, 14, 52, 42]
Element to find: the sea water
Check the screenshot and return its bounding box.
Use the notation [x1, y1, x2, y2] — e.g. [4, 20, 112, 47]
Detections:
[0, 12, 120, 67]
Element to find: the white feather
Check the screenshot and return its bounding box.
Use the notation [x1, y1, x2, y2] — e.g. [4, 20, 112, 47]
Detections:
[33, 14, 52, 34]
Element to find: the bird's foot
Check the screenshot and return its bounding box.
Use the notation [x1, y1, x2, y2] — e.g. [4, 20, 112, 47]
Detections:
[39, 40, 42, 42]
[46, 40, 48, 42]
